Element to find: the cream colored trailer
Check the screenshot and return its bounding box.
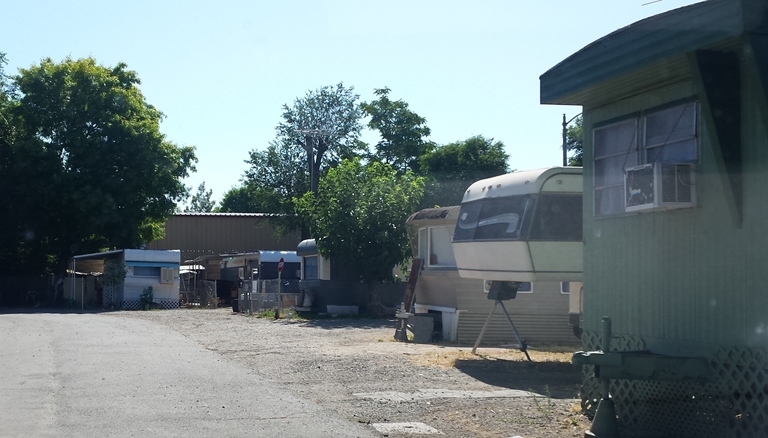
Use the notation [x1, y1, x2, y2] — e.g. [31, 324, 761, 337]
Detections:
[406, 205, 579, 344]
[452, 167, 583, 282]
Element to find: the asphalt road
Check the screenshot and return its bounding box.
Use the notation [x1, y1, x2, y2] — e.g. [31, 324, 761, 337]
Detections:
[0, 311, 376, 438]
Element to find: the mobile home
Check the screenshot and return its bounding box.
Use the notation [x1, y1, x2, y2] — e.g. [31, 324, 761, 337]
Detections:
[406, 203, 580, 345]
[540, 0, 768, 435]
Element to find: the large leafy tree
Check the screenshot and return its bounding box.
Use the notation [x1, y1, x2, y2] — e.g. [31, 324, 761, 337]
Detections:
[295, 158, 424, 284]
[361, 87, 433, 173]
[419, 135, 509, 208]
[5, 57, 196, 275]
[222, 137, 311, 235]
[230, 83, 365, 237]
[0, 52, 23, 271]
[278, 82, 364, 193]
[217, 186, 271, 213]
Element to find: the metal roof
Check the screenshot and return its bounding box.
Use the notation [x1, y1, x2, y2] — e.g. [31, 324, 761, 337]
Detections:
[460, 167, 582, 203]
[540, 0, 767, 106]
[297, 239, 317, 257]
[71, 249, 124, 261]
[172, 212, 279, 217]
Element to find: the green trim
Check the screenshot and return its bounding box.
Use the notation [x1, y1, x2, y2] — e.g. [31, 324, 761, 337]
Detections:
[746, 34, 768, 140]
[688, 49, 743, 227]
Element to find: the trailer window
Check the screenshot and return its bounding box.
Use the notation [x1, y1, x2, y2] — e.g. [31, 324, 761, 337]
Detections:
[133, 266, 160, 277]
[454, 196, 530, 241]
[428, 226, 456, 267]
[528, 194, 583, 241]
[303, 256, 318, 280]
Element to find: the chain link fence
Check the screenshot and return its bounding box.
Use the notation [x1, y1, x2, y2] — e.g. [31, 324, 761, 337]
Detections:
[238, 279, 302, 314]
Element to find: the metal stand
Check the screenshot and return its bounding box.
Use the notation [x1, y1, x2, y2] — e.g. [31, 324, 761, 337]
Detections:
[585, 316, 619, 438]
[471, 299, 531, 362]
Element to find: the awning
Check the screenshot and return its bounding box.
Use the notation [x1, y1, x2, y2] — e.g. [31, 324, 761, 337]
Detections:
[297, 239, 317, 257]
[125, 261, 179, 268]
[71, 249, 124, 261]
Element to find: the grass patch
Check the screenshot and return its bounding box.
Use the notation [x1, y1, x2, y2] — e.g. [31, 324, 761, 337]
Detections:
[410, 347, 575, 368]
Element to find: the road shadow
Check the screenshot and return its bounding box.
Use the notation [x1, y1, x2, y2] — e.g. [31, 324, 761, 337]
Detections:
[293, 316, 396, 331]
[453, 356, 582, 399]
[1, 305, 128, 315]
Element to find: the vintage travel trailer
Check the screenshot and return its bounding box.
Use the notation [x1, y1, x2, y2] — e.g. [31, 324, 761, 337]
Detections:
[451, 166, 584, 335]
[295, 238, 404, 315]
[406, 204, 580, 345]
[452, 166, 583, 283]
[68, 249, 181, 310]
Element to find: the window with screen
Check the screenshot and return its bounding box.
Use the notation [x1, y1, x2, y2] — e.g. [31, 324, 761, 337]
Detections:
[593, 101, 698, 217]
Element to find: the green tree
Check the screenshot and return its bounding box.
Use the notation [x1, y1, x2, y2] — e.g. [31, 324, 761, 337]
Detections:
[295, 158, 424, 284]
[0, 51, 23, 272]
[361, 87, 432, 173]
[5, 57, 196, 275]
[217, 186, 271, 213]
[566, 116, 583, 166]
[185, 182, 216, 212]
[419, 135, 509, 208]
[278, 83, 364, 193]
[230, 137, 311, 235]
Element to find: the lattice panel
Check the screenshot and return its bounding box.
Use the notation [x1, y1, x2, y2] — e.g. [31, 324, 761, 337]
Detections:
[158, 300, 179, 309]
[122, 299, 142, 310]
[579, 331, 768, 437]
[121, 299, 179, 310]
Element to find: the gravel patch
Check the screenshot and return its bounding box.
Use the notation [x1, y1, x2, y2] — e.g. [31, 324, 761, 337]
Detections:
[110, 308, 591, 437]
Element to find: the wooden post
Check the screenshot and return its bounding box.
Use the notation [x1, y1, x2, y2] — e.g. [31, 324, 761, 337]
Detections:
[394, 258, 423, 341]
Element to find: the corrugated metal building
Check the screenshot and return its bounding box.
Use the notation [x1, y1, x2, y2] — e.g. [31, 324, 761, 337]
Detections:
[146, 213, 301, 264]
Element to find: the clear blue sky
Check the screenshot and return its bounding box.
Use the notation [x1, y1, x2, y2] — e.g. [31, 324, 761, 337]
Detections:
[3, 0, 703, 203]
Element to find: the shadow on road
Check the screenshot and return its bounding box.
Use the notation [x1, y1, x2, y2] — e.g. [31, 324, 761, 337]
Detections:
[294, 316, 396, 331]
[0, 306, 120, 315]
[453, 356, 582, 399]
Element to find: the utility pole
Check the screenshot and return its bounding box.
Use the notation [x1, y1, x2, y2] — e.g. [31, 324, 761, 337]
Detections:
[298, 129, 330, 193]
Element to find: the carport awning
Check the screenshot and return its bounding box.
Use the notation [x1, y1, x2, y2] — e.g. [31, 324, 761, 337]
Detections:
[72, 250, 124, 261]
[125, 261, 179, 268]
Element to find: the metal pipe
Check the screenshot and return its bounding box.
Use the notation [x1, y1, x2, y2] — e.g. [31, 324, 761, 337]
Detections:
[602, 316, 612, 398]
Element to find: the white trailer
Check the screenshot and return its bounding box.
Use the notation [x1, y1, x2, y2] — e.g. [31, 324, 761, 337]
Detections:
[452, 167, 584, 340]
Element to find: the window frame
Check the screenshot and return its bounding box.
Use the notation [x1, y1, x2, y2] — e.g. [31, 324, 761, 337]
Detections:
[592, 101, 699, 217]
[303, 255, 319, 280]
[426, 226, 456, 268]
[133, 266, 161, 278]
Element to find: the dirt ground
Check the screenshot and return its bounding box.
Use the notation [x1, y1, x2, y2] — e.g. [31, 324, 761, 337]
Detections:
[114, 307, 592, 437]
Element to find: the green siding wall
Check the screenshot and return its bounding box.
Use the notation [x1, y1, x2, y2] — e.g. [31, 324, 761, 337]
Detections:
[582, 69, 768, 350]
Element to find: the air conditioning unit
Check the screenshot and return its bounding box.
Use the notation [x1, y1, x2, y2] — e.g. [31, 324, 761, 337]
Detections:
[624, 162, 695, 212]
[160, 267, 176, 284]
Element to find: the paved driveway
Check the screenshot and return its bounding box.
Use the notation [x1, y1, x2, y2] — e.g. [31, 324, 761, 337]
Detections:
[0, 311, 375, 438]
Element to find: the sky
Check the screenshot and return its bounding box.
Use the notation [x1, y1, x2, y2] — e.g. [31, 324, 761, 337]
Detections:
[2, 0, 705, 204]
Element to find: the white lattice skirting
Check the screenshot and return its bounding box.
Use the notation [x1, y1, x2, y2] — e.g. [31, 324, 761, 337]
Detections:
[580, 330, 768, 438]
[121, 299, 180, 310]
